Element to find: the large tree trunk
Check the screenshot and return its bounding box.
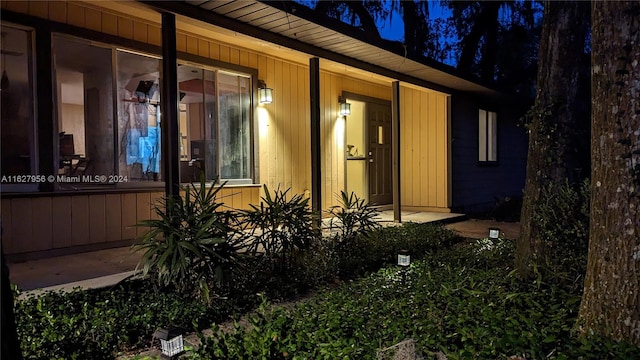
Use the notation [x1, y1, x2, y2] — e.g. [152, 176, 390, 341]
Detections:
[515, 0, 590, 276]
[577, 1, 640, 343]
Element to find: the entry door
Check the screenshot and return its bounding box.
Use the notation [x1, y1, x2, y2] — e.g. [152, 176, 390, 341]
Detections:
[367, 102, 393, 205]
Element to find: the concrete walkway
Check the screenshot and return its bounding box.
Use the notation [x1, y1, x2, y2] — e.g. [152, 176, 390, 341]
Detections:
[8, 212, 520, 295]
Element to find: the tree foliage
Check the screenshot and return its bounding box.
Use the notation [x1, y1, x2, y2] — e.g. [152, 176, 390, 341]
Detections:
[299, 1, 543, 96]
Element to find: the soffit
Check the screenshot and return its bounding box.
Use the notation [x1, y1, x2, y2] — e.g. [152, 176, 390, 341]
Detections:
[181, 0, 501, 97]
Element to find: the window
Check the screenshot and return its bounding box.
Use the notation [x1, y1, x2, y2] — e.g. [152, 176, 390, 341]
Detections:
[53, 36, 115, 180]
[116, 50, 162, 182]
[478, 109, 497, 163]
[177, 63, 252, 184]
[52, 35, 162, 185]
[10, 31, 254, 189]
[0, 24, 36, 189]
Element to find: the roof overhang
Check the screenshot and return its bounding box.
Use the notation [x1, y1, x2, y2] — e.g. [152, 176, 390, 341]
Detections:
[138, 0, 504, 98]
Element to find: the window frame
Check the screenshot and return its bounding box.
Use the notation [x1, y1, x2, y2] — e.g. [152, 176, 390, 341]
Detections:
[478, 108, 498, 165]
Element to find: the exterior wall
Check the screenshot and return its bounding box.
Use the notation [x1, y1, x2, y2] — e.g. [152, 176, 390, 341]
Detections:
[1, 191, 162, 255]
[450, 93, 528, 213]
[0, 0, 399, 253]
[258, 59, 311, 200]
[0, 186, 259, 257]
[399, 85, 450, 211]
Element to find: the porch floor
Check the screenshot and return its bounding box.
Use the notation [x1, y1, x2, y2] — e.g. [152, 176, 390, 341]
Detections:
[7, 211, 519, 296]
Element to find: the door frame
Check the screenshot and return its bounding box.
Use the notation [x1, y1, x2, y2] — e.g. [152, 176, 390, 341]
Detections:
[341, 91, 392, 206]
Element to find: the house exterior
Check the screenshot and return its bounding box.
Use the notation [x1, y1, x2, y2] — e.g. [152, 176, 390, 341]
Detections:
[0, 0, 527, 260]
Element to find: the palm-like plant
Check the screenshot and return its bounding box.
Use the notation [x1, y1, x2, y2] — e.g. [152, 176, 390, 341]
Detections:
[242, 185, 317, 275]
[328, 191, 381, 243]
[134, 175, 244, 302]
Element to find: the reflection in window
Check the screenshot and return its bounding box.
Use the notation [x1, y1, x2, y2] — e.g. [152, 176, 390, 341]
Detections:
[1, 25, 35, 180]
[177, 64, 252, 184]
[53, 35, 114, 179]
[117, 50, 162, 181]
[218, 72, 251, 181]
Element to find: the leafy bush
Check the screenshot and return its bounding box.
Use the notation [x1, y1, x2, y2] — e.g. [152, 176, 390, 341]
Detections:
[190, 236, 640, 360]
[536, 179, 590, 277]
[133, 176, 245, 302]
[330, 222, 460, 279]
[15, 279, 232, 359]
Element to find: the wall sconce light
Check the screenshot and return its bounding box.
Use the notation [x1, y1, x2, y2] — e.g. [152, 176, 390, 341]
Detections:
[338, 96, 351, 116]
[258, 80, 273, 104]
[488, 228, 500, 239]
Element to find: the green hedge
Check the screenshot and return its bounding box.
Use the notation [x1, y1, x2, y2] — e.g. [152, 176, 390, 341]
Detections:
[15, 222, 458, 358]
[192, 237, 640, 360]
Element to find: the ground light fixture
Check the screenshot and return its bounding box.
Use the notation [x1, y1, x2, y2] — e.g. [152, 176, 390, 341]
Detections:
[258, 80, 273, 104]
[397, 249, 411, 284]
[154, 327, 184, 359]
[338, 95, 351, 116]
[488, 228, 500, 239]
[397, 249, 411, 267]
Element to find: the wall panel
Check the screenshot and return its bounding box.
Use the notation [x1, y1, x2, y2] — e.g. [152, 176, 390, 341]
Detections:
[48, 1, 67, 23]
[32, 197, 53, 251]
[399, 86, 449, 211]
[105, 194, 122, 242]
[52, 197, 73, 249]
[67, 3, 85, 28]
[70, 195, 90, 246]
[27, 1, 48, 19]
[1, 199, 13, 253]
[121, 193, 137, 240]
[84, 7, 102, 32]
[89, 195, 106, 244]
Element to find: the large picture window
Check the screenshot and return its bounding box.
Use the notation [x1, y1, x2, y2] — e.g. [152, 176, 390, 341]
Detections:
[10, 31, 254, 189]
[478, 109, 498, 163]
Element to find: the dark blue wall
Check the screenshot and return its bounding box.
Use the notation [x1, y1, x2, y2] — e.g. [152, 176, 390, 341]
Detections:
[450, 93, 528, 213]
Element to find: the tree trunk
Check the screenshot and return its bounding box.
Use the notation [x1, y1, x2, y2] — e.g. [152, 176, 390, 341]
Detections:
[515, 0, 590, 276]
[577, 1, 640, 343]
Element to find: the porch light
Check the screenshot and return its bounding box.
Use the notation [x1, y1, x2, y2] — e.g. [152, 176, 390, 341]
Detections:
[154, 327, 184, 358]
[397, 249, 411, 267]
[488, 228, 500, 239]
[258, 80, 273, 104]
[338, 96, 351, 116]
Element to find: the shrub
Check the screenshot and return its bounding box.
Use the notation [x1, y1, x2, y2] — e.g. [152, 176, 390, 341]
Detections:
[191, 236, 640, 360]
[327, 191, 381, 244]
[330, 222, 460, 280]
[133, 176, 245, 302]
[242, 185, 318, 278]
[15, 279, 229, 359]
[536, 179, 590, 277]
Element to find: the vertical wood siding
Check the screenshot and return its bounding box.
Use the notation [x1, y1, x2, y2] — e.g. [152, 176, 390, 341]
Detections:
[399, 86, 450, 210]
[0, 187, 258, 255]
